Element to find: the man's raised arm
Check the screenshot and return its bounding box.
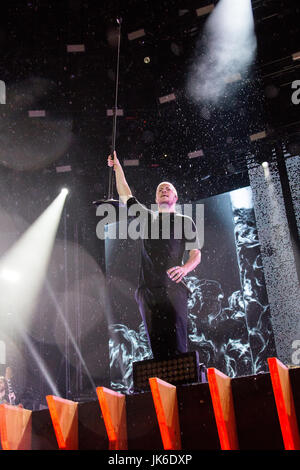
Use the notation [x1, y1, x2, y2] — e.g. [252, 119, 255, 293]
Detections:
[107, 151, 132, 204]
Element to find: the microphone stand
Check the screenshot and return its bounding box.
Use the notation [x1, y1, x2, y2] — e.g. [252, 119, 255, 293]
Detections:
[93, 17, 123, 208]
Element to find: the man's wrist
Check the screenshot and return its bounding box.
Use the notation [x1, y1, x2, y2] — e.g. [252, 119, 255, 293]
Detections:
[181, 265, 189, 276]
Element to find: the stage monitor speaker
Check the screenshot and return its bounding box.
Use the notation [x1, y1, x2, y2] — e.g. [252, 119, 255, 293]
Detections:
[133, 351, 206, 392]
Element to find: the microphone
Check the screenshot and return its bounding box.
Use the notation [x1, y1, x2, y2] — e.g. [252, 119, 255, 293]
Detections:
[180, 280, 192, 294]
[167, 268, 192, 294]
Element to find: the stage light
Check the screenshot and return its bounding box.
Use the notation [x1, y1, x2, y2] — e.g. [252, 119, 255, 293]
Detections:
[144, 56, 150, 64]
[292, 51, 300, 61]
[196, 4, 214, 17]
[250, 130, 267, 142]
[188, 149, 204, 159]
[56, 165, 72, 173]
[67, 44, 85, 53]
[28, 110, 46, 117]
[123, 159, 139, 166]
[132, 352, 206, 392]
[262, 161, 270, 179]
[224, 73, 242, 83]
[128, 29, 145, 41]
[61, 188, 69, 196]
[159, 93, 176, 104]
[106, 109, 124, 116]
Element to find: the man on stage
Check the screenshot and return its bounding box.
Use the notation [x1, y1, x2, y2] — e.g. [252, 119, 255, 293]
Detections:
[108, 151, 201, 360]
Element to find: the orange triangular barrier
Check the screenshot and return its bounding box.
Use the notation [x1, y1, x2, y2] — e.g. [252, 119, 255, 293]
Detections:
[96, 387, 127, 450]
[207, 368, 239, 450]
[149, 377, 181, 450]
[0, 404, 32, 450]
[46, 395, 78, 450]
[268, 357, 300, 450]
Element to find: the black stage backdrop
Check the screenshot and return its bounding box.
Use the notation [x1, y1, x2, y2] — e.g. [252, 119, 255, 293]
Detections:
[105, 186, 277, 392]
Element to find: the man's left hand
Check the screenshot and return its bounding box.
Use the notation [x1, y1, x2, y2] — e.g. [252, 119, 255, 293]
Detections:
[167, 266, 187, 283]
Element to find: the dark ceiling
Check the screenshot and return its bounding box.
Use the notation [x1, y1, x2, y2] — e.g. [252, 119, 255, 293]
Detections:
[0, 0, 299, 207]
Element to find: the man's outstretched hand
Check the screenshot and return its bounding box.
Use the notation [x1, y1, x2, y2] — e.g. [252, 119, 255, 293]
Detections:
[167, 266, 187, 283]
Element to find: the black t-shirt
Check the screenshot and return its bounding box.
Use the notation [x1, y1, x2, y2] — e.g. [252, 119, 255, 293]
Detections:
[127, 197, 200, 289]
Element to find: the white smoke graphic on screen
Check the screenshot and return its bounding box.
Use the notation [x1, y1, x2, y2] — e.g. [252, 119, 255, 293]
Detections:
[187, 0, 257, 103]
[107, 187, 277, 392]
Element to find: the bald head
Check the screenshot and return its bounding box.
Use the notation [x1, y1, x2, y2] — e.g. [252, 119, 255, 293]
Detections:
[155, 182, 178, 212]
[156, 181, 178, 197]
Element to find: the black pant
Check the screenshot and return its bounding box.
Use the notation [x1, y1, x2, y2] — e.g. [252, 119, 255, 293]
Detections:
[136, 285, 188, 360]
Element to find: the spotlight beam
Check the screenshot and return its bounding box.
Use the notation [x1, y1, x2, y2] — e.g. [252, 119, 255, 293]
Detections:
[188, 0, 257, 103]
[0, 190, 68, 328]
[14, 321, 61, 397]
[46, 281, 97, 392]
